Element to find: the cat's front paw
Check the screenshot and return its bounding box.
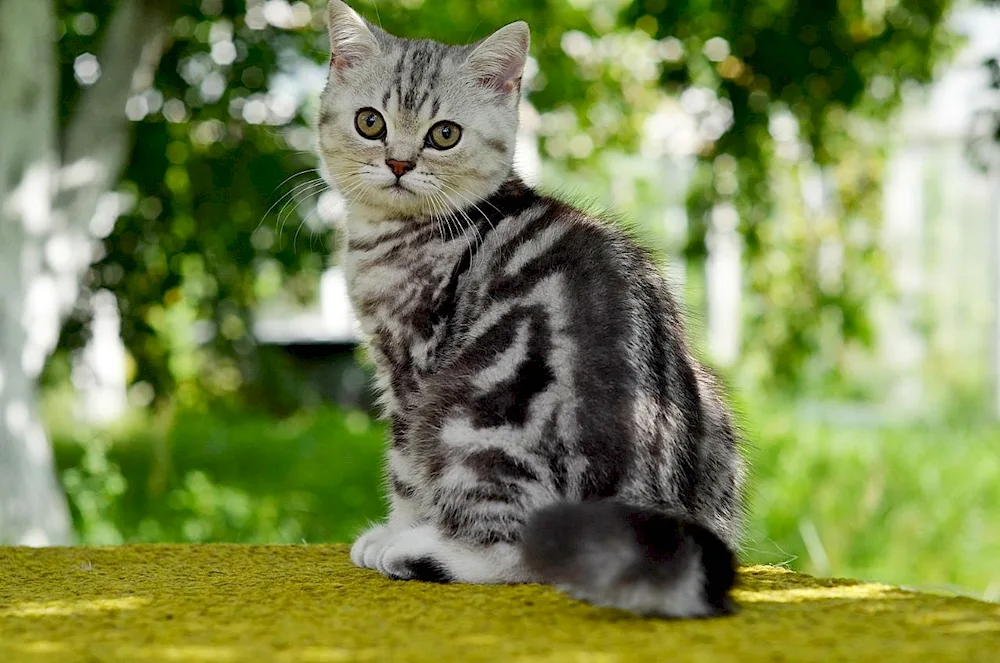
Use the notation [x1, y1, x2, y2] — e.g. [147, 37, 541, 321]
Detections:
[350, 523, 395, 570]
[376, 526, 452, 583]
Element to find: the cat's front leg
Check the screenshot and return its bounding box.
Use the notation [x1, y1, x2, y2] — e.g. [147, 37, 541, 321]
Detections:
[366, 446, 548, 584]
[350, 448, 423, 569]
[350, 490, 420, 569]
[373, 524, 527, 583]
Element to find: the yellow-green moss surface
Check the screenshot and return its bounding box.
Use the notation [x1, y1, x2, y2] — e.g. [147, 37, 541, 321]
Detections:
[1, 544, 998, 662]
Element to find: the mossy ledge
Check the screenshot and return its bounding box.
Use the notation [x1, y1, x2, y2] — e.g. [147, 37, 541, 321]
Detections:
[2, 544, 998, 662]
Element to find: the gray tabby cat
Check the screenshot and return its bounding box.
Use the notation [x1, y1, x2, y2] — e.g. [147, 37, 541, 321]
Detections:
[317, 0, 745, 618]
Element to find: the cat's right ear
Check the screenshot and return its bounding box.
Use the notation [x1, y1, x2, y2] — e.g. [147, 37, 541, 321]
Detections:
[465, 21, 531, 96]
[327, 0, 379, 75]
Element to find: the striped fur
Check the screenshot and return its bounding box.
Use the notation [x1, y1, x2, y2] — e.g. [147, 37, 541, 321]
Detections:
[318, 0, 745, 618]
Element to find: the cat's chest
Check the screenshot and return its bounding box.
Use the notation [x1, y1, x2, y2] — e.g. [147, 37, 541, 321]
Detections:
[343, 236, 462, 380]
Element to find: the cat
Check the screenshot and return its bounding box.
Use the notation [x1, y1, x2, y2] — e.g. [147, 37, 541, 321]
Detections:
[317, 0, 745, 618]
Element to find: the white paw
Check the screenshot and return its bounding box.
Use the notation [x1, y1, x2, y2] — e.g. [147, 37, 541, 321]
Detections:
[350, 523, 395, 570]
[376, 526, 452, 582]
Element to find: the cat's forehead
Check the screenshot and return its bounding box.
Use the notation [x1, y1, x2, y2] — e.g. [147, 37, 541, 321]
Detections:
[334, 34, 474, 121]
[380, 38, 467, 115]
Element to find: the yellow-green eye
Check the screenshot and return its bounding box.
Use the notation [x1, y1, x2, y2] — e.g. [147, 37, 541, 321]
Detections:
[355, 108, 386, 139]
[425, 121, 462, 150]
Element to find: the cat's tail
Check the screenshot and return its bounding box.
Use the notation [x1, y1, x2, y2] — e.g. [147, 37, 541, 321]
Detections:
[520, 501, 737, 618]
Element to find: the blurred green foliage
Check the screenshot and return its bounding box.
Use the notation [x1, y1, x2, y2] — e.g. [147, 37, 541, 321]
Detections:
[58, 0, 333, 409]
[52, 0, 970, 405]
[618, 0, 954, 388]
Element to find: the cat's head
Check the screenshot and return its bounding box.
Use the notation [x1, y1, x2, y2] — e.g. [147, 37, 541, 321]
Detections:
[317, 0, 529, 220]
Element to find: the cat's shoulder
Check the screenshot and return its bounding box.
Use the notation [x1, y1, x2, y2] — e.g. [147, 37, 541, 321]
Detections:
[492, 178, 621, 236]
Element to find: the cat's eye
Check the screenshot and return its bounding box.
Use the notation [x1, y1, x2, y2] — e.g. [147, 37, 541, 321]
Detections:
[425, 121, 462, 150]
[355, 108, 386, 140]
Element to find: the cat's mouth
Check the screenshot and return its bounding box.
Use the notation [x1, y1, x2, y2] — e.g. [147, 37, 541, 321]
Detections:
[385, 182, 415, 196]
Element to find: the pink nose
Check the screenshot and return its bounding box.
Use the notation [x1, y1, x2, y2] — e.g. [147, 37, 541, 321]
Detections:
[386, 159, 415, 178]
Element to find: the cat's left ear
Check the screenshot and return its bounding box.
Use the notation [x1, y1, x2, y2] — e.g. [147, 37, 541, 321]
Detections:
[465, 21, 530, 96]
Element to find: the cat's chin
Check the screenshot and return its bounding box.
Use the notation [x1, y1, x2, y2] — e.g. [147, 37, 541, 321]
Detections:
[337, 174, 507, 222]
[346, 188, 435, 222]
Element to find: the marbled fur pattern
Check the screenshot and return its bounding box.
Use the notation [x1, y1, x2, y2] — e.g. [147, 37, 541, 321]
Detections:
[317, 0, 745, 617]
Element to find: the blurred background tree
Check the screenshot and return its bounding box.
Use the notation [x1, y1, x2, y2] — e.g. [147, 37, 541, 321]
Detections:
[57, 0, 334, 413]
[58, 0, 967, 410]
[1, 0, 998, 601]
[2, 0, 180, 545]
[619, 0, 954, 390]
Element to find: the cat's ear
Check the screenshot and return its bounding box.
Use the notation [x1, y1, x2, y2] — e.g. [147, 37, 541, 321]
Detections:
[465, 21, 530, 95]
[327, 0, 379, 74]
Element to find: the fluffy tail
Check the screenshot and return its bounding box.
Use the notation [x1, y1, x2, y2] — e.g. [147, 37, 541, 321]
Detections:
[520, 501, 737, 618]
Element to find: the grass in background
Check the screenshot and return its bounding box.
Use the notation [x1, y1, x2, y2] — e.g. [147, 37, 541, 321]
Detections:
[741, 400, 1000, 600]
[49, 404, 386, 545]
[47, 399, 1000, 601]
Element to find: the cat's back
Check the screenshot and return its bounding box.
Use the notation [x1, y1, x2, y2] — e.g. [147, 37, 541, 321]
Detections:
[422, 183, 726, 508]
[443, 183, 695, 427]
[456, 182, 682, 350]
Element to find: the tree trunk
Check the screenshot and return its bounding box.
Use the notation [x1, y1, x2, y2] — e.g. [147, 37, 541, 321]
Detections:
[0, 232, 74, 546]
[0, 0, 177, 545]
[0, 0, 73, 545]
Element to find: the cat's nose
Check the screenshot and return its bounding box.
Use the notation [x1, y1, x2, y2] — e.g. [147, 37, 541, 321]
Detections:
[385, 159, 416, 178]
